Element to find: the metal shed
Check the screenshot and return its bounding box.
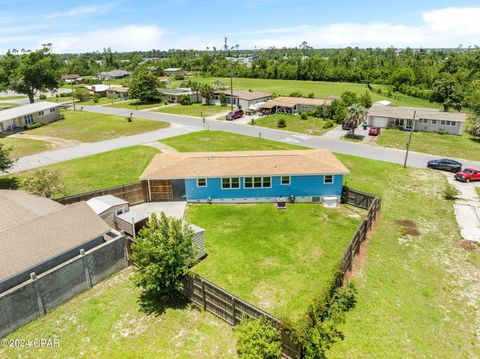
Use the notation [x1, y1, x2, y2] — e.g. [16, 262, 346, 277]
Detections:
[86, 195, 129, 227]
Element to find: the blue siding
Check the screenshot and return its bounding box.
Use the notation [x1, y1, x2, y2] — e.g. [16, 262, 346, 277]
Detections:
[185, 175, 343, 200]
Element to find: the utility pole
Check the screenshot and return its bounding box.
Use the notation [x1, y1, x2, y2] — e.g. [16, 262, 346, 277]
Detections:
[230, 60, 234, 111]
[71, 82, 76, 111]
[403, 110, 416, 168]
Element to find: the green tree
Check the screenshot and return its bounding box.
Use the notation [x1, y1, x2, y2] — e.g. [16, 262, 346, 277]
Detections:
[330, 99, 347, 124]
[471, 120, 480, 138]
[0, 45, 61, 103]
[0, 144, 15, 172]
[179, 94, 192, 105]
[345, 104, 368, 135]
[340, 91, 358, 107]
[360, 91, 372, 108]
[131, 213, 196, 299]
[129, 69, 162, 103]
[235, 316, 282, 359]
[390, 67, 416, 90]
[200, 83, 215, 105]
[74, 88, 91, 102]
[431, 74, 464, 112]
[22, 169, 64, 198]
[219, 92, 228, 106]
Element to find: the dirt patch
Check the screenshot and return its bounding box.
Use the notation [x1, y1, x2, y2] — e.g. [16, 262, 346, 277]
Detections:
[459, 240, 480, 252]
[396, 219, 421, 236]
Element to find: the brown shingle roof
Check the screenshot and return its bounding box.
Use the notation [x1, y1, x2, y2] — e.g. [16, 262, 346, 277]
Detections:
[0, 201, 111, 282]
[62, 74, 82, 79]
[368, 105, 467, 122]
[140, 150, 349, 180]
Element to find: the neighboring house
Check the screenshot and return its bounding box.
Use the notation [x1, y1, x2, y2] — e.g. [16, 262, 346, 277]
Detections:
[158, 88, 196, 103]
[163, 68, 187, 77]
[211, 90, 272, 109]
[367, 105, 467, 135]
[0, 102, 62, 133]
[158, 76, 171, 85]
[0, 190, 122, 293]
[86, 195, 129, 227]
[98, 70, 132, 80]
[259, 97, 333, 115]
[140, 150, 349, 204]
[225, 56, 259, 68]
[85, 84, 110, 96]
[61, 74, 84, 84]
[106, 86, 129, 99]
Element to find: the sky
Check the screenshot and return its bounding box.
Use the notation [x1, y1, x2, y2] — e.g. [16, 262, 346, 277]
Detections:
[1, 0, 480, 53]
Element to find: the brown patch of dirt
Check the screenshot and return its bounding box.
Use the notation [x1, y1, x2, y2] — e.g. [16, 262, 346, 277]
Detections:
[396, 219, 421, 236]
[459, 240, 480, 252]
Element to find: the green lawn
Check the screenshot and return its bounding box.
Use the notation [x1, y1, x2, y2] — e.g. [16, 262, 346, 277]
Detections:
[26, 110, 169, 142]
[371, 84, 440, 109]
[0, 102, 20, 110]
[155, 104, 231, 117]
[254, 114, 334, 136]
[161, 130, 305, 152]
[0, 269, 236, 359]
[327, 154, 480, 358]
[41, 96, 126, 107]
[189, 203, 364, 322]
[108, 100, 165, 110]
[0, 137, 52, 157]
[193, 77, 440, 108]
[376, 128, 480, 162]
[0, 146, 159, 197]
[0, 95, 26, 100]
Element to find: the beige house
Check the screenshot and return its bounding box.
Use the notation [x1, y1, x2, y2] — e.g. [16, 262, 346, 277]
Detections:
[106, 86, 129, 99]
[163, 68, 187, 77]
[212, 90, 272, 110]
[259, 97, 333, 115]
[367, 105, 467, 135]
[0, 102, 62, 133]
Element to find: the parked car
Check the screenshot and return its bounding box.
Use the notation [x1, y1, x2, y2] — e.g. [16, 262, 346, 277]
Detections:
[427, 158, 462, 172]
[368, 127, 381, 136]
[225, 109, 244, 120]
[454, 168, 480, 182]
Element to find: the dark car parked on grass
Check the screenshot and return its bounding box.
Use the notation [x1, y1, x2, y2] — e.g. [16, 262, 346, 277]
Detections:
[454, 168, 480, 182]
[225, 109, 244, 120]
[427, 158, 462, 172]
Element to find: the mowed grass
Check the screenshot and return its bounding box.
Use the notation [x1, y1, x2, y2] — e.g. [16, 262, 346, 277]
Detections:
[162, 130, 305, 152]
[254, 114, 334, 136]
[188, 203, 364, 322]
[108, 100, 165, 110]
[327, 154, 480, 358]
[26, 110, 169, 142]
[0, 137, 52, 157]
[0, 146, 159, 197]
[377, 128, 480, 162]
[193, 77, 439, 108]
[155, 104, 231, 117]
[0, 102, 20, 110]
[0, 269, 236, 359]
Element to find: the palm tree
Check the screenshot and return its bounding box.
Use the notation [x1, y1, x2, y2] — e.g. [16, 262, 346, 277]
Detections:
[200, 83, 214, 105]
[190, 81, 201, 103]
[345, 104, 368, 136]
[471, 119, 480, 137]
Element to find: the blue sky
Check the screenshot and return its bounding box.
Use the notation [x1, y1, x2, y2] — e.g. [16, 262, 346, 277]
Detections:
[1, 0, 480, 53]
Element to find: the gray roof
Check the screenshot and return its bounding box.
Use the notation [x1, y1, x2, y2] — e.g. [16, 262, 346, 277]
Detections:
[0, 201, 111, 283]
[86, 195, 128, 215]
[100, 70, 131, 77]
[0, 102, 60, 124]
[158, 87, 193, 95]
[368, 105, 467, 122]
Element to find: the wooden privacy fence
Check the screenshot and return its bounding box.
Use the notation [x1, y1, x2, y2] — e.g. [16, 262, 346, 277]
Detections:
[57, 181, 147, 205]
[182, 274, 301, 359]
[340, 187, 381, 275]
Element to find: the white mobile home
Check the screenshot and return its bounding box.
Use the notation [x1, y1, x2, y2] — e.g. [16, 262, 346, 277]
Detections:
[0, 102, 62, 133]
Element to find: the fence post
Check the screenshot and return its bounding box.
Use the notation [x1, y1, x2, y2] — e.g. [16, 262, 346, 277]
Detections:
[231, 297, 237, 325]
[201, 280, 206, 310]
[80, 249, 92, 288]
[30, 272, 46, 316]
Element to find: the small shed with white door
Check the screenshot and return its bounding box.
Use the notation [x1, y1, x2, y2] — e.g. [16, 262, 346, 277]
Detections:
[86, 195, 129, 227]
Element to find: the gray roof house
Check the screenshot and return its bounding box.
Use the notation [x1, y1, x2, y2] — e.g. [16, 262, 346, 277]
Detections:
[0, 102, 62, 133]
[158, 88, 196, 103]
[367, 105, 467, 135]
[98, 70, 132, 80]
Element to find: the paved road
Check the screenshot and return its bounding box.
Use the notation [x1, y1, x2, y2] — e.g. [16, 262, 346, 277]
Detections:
[6, 104, 480, 173]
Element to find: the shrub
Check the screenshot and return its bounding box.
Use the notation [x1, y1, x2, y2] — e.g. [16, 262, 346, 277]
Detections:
[60, 92, 71, 97]
[289, 91, 303, 98]
[22, 169, 64, 198]
[173, 74, 185, 81]
[437, 128, 447, 135]
[323, 121, 334, 129]
[219, 92, 228, 106]
[164, 100, 169, 105]
[179, 94, 193, 105]
[235, 316, 282, 359]
[308, 92, 315, 98]
[39, 94, 47, 100]
[277, 118, 287, 128]
[300, 112, 308, 120]
[444, 183, 459, 200]
[74, 88, 91, 102]
[24, 122, 43, 130]
[0, 143, 15, 172]
[92, 94, 100, 103]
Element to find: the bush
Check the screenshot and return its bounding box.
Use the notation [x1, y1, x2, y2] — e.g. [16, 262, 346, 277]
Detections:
[92, 94, 100, 103]
[308, 92, 314, 98]
[39, 94, 47, 100]
[219, 92, 228, 106]
[444, 184, 459, 200]
[289, 91, 303, 98]
[24, 122, 43, 130]
[437, 128, 447, 135]
[179, 94, 193, 105]
[22, 169, 64, 198]
[235, 316, 282, 359]
[323, 121, 334, 129]
[173, 74, 185, 81]
[60, 92, 71, 97]
[300, 112, 308, 120]
[277, 118, 287, 128]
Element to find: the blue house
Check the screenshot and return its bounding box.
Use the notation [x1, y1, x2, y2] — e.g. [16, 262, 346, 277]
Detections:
[140, 150, 349, 205]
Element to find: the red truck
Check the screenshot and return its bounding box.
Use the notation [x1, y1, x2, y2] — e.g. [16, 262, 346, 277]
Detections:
[225, 109, 244, 120]
[454, 168, 480, 183]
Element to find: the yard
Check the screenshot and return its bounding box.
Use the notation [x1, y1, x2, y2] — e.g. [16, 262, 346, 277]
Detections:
[0, 269, 236, 358]
[376, 128, 480, 162]
[188, 203, 364, 322]
[41, 96, 123, 106]
[26, 110, 169, 142]
[253, 114, 335, 136]
[155, 104, 231, 117]
[0, 137, 52, 157]
[161, 130, 305, 152]
[107, 100, 165, 110]
[0, 102, 19, 110]
[193, 77, 440, 108]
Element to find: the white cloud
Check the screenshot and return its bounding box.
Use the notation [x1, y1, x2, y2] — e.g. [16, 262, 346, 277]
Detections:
[44, 25, 167, 53]
[45, 4, 116, 19]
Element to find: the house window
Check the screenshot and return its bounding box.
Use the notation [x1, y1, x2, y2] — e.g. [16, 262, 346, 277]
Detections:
[24, 114, 34, 125]
[244, 177, 271, 188]
[441, 120, 446, 125]
[50, 108, 56, 113]
[446, 121, 451, 126]
[450, 121, 456, 126]
[115, 208, 126, 215]
[38, 111, 44, 116]
[324, 175, 334, 184]
[197, 178, 207, 187]
[432, 120, 437, 124]
[281, 176, 291, 185]
[222, 177, 240, 189]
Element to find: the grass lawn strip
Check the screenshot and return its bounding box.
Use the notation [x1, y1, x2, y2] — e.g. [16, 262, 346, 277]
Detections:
[254, 114, 333, 136]
[0, 137, 52, 157]
[108, 100, 166, 110]
[155, 104, 231, 117]
[26, 110, 169, 142]
[0, 269, 236, 358]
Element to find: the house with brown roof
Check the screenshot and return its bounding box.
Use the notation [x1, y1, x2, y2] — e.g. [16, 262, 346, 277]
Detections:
[259, 96, 333, 115]
[0, 190, 123, 293]
[61, 74, 84, 84]
[212, 90, 272, 109]
[140, 150, 348, 204]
